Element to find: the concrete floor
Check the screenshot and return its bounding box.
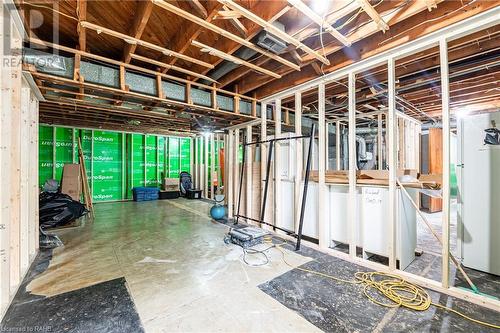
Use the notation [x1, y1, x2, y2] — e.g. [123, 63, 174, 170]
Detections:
[12, 199, 319, 332]
[1, 198, 499, 332]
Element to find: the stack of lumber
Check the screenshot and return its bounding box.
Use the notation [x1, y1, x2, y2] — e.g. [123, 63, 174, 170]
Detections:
[309, 170, 441, 189]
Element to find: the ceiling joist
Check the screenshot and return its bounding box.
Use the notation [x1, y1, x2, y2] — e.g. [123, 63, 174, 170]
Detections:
[123, 0, 154, 63]
[192, 40, 281, 78]
[218, 0, 330, 65]
[130, 53, 218, 83]
[356, 0, 389, 32]
[79, 21, 214, 69]
[153, 0, 300, 71]
[287, 0, 352, 47]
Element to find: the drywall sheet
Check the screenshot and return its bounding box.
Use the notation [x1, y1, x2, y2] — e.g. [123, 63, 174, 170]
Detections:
[145, 135, 158, 186]
[39, 126, 53, 186]
[92, 131, 122, 201]
[55, 127, 73, 181]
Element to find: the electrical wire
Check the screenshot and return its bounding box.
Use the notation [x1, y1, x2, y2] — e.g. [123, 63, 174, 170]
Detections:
[378, 0, 478, 46]
[273, 245, 500, 330]
[24, 3, 79, 22]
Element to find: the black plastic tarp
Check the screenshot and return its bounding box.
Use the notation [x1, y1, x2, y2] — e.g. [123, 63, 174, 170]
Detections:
[39, 192, 87, 229]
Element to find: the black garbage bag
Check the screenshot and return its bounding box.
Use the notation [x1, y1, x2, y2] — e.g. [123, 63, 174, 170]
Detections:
[39, 192, 87, 229]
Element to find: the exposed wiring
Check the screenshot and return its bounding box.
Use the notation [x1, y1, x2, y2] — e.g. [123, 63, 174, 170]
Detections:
[379, 0, 478, 46]
[24, 2, 79, 23]
[274, 245, 500, 330]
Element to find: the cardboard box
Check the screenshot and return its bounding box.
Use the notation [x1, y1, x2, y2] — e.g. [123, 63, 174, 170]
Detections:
[61, 164, 81, 201]
[162, 178, 179, 191]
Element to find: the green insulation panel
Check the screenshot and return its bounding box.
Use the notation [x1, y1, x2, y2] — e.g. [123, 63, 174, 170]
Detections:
[55, 127, 73, 180]
[180, 138, 191, 174]
[145, 135, 158, 186]
[39, 126, 54, 186]
[92, 131, 123, 201]
[168, 137, 180, 178]
[158, 137, 166, 179]
[79, 130, 93, 192]
[132, 134, 145, 189]
[39, 125, 193, 202]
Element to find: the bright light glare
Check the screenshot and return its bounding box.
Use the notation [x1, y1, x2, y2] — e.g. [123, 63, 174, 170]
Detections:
[455, 107, 472, 119]
[312, 0, 329, 15]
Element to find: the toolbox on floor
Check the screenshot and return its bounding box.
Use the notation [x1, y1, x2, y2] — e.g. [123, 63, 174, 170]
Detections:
[159, 190, 180, 199]
[186, 189, 202, 199]
[132, 187, 159, 202]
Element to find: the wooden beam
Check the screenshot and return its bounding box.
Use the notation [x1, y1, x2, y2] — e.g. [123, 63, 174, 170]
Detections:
[162, 4, 222, 72]
[79, 21, 214, 69]
[356, 0, 389, 32]
[77, 0, 87, 51]
[31, 72, 256, 121]
[192, 40, 281, 79]
[28, 38, 254, 101]
[221, 5, 248, 37]
[123, 0, 154, 63]
[153, 0, 300, 71]
[219, 0, 330, 65]
[189, 0, 208, 18]
[287, 0, 351, 47]
[130, 53, 217, 83]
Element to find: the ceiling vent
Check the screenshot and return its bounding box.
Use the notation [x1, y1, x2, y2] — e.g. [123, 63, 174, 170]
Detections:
[257, 21, 287, 54]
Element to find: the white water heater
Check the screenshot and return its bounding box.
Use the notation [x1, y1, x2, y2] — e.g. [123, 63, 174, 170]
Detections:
[457, 111, 500, 275]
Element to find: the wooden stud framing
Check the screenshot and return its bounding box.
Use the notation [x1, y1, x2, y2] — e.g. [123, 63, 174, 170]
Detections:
[245, 125, 252, 218]
[294, 93, 302, 232]
[204, 134, 209, 198]
[257, 6, 500, 310]
[388, 57, 397, 270]
[347, 73, 357, 258]
[227, 131, 234, 218]
[153, 0, 300, 71]
[336, 121, 341, 170]
[274, 99, 282, 230]
[260, 103, 267, 227]
[318, 83, 328, 248]
[233, 129, 240, 216]
[440, 38, 451, 288]
[210, 133, 215, 200]
[377, 113, 383, 170]
[156, 75, 163, 99]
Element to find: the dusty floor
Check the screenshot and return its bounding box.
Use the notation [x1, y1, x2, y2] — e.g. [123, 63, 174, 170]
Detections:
[1, 199, 499, 332]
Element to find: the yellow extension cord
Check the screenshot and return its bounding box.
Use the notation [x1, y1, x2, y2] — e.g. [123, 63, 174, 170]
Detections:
[262, 238, 500, 330]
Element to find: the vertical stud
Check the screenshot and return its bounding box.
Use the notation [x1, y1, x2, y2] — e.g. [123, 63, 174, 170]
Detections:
[348, 73, 357, 258]
[388, 57, 397, 270]
[440, 38, 450, 288]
